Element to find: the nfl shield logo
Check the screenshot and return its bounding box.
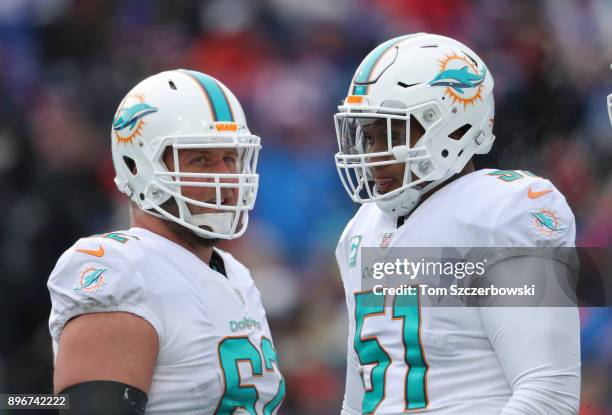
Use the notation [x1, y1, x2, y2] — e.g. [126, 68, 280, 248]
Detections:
[380, 233, 393, 248]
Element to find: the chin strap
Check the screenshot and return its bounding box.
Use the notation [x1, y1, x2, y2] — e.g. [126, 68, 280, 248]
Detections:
[191, 212, 235, 235]
[139, 199, 235, 236]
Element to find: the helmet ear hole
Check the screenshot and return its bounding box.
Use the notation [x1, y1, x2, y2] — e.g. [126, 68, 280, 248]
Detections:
[123, 156, 138, 175]
[448, 124, 472, 140]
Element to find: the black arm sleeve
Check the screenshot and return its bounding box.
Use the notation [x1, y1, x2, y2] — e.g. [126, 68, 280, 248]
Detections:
[59, 380, 148, 415]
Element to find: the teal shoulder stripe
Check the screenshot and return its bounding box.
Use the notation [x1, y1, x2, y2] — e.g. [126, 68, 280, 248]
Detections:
[352, 35, 412, 95]
[183, 70, 234, 122]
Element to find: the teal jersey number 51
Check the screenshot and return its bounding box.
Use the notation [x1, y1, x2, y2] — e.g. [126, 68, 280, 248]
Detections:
[354, 291, 428, 414]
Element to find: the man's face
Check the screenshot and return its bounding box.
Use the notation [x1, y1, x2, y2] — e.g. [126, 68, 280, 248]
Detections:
[162, 147, 240, 215]
[359, 117, 423, 194]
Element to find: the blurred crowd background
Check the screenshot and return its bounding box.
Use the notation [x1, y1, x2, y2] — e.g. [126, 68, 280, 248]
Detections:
[0, 0, 611, 414]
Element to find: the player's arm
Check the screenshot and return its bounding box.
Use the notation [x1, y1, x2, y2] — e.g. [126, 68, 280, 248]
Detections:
[54, 313, 158, 414]
[479, 255, 580, 414]
[54, 312, 158, 393]
[48, 239, 162, 414]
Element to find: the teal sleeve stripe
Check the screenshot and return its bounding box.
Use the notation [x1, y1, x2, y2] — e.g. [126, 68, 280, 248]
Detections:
[184, 70, 234, 122]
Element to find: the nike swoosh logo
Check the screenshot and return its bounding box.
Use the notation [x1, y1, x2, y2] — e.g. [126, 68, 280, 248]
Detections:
[76, 246, 105, 257]
[528, 187, 553, 199]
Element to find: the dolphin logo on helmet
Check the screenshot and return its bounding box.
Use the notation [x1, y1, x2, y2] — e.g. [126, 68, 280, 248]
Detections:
[429, 66, 487, 94]
[113, 102, 158, 131]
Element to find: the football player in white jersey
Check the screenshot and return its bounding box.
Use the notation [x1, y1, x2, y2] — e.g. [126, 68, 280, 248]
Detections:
[334, 34, 581, 414]
[47, 70, 285, 414]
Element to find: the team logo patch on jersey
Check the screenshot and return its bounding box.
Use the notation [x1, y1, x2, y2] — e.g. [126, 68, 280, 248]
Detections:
[74, 266, 107, 293]
[530, 208, 567, 237]
[429, 52, 486, 108]
[349, 235, 363, 268]
[112, 92, 157, 145]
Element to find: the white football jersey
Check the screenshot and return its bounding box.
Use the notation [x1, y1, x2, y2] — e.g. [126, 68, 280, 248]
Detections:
[48, 227, 285, 414]
[336, 169, 581, 414]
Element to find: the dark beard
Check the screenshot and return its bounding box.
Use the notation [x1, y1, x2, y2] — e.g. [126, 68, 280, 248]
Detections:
[155, 198, 220, 249]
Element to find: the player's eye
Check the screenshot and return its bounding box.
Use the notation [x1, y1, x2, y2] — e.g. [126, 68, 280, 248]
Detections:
[224, 155, 237, 166]
[364, 134, 375, 150]
[189, 156, 210, 166]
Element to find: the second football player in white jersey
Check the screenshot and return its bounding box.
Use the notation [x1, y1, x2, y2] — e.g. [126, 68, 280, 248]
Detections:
[47, 70, 284, 414]
[334, 33, 580, 414]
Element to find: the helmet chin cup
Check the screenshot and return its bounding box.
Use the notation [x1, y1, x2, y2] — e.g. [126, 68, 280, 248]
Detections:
[374, 186, 421, 218]
[191, 212, 235, 236]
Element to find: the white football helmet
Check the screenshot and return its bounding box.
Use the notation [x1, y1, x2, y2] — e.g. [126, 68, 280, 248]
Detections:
[111, 69, 260, 239]
[334, 33, 495, 217]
